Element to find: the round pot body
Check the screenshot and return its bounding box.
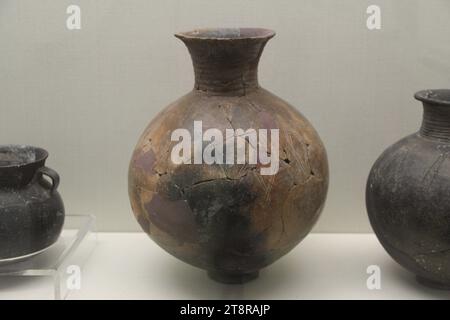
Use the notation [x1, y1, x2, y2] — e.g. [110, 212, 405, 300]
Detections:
[129, 28, 328, 283]
[367, 89, 450, 290]
[0, 145, 65, 262]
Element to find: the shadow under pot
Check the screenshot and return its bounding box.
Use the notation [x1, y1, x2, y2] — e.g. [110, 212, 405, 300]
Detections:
[366, 89, 450, 290]
[0, 145, 65, 263]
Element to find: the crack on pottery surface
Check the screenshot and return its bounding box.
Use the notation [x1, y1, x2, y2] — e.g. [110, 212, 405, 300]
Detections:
[421, 151, 449, 191]
[225, 116, 234, 129]
[276, 212, 286, 244]
[154, 169, 168, 177]
[243, 96, 263, 112]
[240, 73, 247, 96]
[189, 175, 248, 188]
[391, 147, 410, 193]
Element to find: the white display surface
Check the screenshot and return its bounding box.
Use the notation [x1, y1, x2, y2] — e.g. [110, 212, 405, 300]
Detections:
[1, 233, 449, 300]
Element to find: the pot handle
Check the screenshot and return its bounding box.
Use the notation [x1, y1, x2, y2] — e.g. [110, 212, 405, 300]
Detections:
[38, 167, 60, 193]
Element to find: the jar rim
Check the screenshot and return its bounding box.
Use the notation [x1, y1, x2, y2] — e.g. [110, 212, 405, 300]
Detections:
[0, 145, 48, 169]
[415, 89, 450, 107]
[175, 27, 276, 41]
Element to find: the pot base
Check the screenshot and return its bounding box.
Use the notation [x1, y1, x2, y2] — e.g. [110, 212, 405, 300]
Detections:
[416, 276, 450, 291]
[0, 243, 55, 267]
[207, 270, 259, 284]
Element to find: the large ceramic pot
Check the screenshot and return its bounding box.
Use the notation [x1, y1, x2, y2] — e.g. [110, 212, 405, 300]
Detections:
[129, 28, 328, 283]
[0, 145, 64, 262]
[367, 89, 450, 290]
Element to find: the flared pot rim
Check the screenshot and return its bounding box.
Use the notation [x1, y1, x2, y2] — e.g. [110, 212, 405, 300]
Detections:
[415, 89, 450, 107]
[174, 27, 276, 41]
[0, 144, 48, 169]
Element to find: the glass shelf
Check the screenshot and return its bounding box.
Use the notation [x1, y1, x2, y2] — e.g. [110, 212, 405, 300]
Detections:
[0, 215, 96, 300]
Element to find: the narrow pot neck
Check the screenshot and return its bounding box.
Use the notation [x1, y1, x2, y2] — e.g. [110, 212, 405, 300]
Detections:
[0, 163, 43, 189]
[176, 29, 275, 96]
[420, 104, 450, 142]
[189, 41, 262, 96]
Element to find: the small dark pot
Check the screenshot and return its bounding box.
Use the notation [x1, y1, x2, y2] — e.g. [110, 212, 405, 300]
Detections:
[367, 90, 450, 290]
[0, 145, 65, 261]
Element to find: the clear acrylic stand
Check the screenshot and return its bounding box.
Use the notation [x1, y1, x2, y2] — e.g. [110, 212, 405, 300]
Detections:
[0, 215, 96, 300]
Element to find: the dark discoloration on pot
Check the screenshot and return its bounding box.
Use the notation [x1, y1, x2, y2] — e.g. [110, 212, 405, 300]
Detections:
[367, 89, 450, 290]
[0, 145, 65, 261]
[129, 28, 329, 283]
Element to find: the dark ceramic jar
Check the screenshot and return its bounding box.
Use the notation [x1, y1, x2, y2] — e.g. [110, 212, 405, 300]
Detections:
[0, 145, 64, 262]
[129, 28, 328, 283]
[367, 89, 450, 290]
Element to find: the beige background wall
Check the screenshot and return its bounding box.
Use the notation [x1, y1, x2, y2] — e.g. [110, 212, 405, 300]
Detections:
[1, 0, 449, 232]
